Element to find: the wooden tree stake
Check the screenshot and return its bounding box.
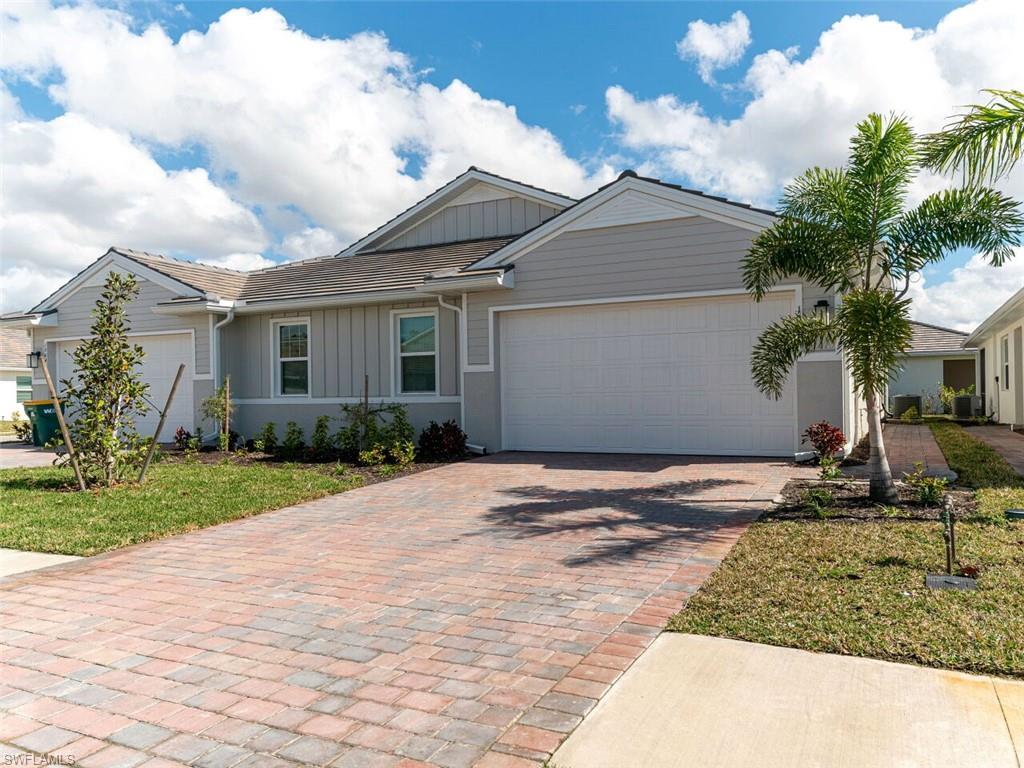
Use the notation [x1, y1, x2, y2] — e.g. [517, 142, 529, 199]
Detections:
[39, 355, 86, 491]
[138, 363, 185, 484]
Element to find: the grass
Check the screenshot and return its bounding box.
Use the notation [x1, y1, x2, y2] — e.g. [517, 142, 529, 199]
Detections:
[929, 422, 1024, 489]
[668, 517, 1024, 678]
[0, 461, 361, 556]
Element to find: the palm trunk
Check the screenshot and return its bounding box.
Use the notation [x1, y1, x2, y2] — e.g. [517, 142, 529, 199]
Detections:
[866, 391, 898, 503]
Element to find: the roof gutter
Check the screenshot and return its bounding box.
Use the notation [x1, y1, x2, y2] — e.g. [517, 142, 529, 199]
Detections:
[0, 310, 58, 329]
[417, 270, 514, 293]
[212, 308, 236, 387]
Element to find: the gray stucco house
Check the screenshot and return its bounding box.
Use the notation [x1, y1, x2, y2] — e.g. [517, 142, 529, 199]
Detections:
[3, 168, 859, 457]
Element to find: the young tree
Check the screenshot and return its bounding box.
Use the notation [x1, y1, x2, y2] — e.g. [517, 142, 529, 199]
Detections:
[744, 113, 1023, 502]
[922, 88, 1024, 184]
[62, 273, 150, 487]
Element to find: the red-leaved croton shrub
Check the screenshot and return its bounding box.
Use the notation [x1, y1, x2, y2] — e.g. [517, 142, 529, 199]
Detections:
[802, 421, 846, 457]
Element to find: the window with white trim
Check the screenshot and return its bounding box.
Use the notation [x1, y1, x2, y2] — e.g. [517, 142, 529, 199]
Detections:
[1003, 335, 1011, 390]
[275, 321, 309, 396]
[16, 375, 32, 403]
[396, 313, 437, 394]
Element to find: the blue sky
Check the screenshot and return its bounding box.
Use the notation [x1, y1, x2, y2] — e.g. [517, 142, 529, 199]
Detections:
[2, 0, 1021, 327]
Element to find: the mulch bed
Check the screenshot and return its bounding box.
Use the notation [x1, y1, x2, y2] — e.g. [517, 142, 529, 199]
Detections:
[769, 478, 977, 522]
[158, 448, 466, 486]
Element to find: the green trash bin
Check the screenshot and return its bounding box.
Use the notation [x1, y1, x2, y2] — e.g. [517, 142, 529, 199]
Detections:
[24, 399, 62, 447]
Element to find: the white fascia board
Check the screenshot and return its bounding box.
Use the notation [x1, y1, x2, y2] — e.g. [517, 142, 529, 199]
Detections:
[32, 251, 204, 312]
[230, 289, 428, 314]
[417, 271, 514, 293]
[901, 349, 977, 358]
[337, 169, 575, 257]
[151, 300, 233, 316]
[0, 313, 58, 328]
[467, 176, 777, 270]
[964, 285, 1024, 347]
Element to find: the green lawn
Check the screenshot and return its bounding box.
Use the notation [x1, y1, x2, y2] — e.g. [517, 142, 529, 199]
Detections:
[669, 421, 1024, 679]
[0, 462, 361, 556]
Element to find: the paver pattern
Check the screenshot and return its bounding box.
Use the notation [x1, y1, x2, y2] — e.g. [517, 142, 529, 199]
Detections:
[848, 423, 953, 480]
[969, 425, 1024, 476]
[0, 453, 805, 767]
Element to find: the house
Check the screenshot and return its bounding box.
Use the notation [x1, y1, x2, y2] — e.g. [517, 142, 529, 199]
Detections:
[966, 285, 1024, 425]
[0, 328, 32, 420]
[2, 168, 859, 456]
[888, 321, 977, 413]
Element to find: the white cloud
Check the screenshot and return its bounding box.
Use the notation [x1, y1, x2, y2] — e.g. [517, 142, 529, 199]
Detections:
[676, 11, 751, 85]
[280, 227, 345, 260]
[908, 251, 1024, 332]
[0, 3, 610, 311]
[610, 0, 1024, 327]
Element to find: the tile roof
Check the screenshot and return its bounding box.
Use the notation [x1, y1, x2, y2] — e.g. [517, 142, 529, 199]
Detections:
[0, 327, 30, 369]
[113, 248, 249, 300]
[238, 236, 515, 304]
[907, 321, 973, 353]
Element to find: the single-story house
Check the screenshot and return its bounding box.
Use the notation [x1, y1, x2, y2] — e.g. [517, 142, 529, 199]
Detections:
[2, 168, 862, 457]
[888, 321, 977, 413]
[967, 285, 1024, 425]
[0, 328, 32, 420]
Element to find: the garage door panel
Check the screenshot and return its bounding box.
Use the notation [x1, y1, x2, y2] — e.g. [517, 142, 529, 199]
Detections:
[500, 295, 797, 456]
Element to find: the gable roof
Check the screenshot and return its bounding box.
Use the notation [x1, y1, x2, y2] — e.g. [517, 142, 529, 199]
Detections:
[462, 170, 777, 271]
[335, 167, 575, 257]
[112, 248, 248, 301]
[0, 327, 30, 369]
[907, 321, 974, 354]
[236, 236, 514, 305]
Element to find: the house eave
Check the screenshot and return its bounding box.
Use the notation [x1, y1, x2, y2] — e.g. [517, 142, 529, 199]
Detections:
[964, 285, 1024, 347]
[417, 270, 515, 293]
[0, 310, 59, 329]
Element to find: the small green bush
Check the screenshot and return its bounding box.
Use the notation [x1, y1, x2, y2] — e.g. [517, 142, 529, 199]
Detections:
[802, 487, 836, 519]
[282, 421, 305, 458]
[903, 462, 948, 506]
[899, 405, 920, 422]
[818, 455, 843, 480]
[311, 415, 332, 457]
[418, 420, 468, 460]
[257, 422, 278, 452]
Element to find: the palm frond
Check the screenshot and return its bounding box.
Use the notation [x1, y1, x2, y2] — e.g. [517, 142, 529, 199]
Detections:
[888, 186, 1024, 278]
[743, 217, 857, 300]
[779, 167, 851, 228]
[750, 313, 836, 399]
[835, 290, 913, 397]
[922, 89, 1024, 183]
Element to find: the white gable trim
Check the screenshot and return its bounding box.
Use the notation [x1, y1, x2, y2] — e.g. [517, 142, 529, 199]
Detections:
[33, 250, 205, 312]
[338, 169, 575, 257]
[446, 182, 515, 207]
[563, 188, 697, 232]
[468, 176, 776, 270]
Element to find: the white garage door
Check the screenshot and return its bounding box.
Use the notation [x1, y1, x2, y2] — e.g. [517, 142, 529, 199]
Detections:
[500, 294, 797, 456]
[58, 333, 194, 439]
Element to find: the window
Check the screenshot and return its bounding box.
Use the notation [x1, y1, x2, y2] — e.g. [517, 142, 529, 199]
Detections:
[1003, 336, 1011, 390]
[15, 375, 32, 403]
[274, 321, 309, 396]
[396, 313, 437, 394]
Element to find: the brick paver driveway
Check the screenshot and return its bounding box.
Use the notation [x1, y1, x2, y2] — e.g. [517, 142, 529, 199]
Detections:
[0, 453, 803, 768]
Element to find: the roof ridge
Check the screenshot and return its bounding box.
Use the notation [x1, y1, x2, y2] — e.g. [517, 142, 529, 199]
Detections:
[908, 319, 969, 336]
[112, 247, 250, 275]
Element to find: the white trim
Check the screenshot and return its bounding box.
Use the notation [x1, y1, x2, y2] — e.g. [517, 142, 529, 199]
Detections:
[800, 350, 842, 362]
[33, 251, 204, 312]
[235, 396, 462, 406]
[338, 169, 574, 257]
[390, 308, 440, 398]
[965, 285, 1024, 348]
[417, 271, 514, 293]
[230, 290, 429, 315]
[495, 288, 800, 455]
[468, 176, 776, 271]
[270, 317, 312, 399]
[464, 284, 803, 373]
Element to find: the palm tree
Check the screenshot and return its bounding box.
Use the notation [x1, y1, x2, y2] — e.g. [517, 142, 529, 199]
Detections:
[922, 88, 1024, 183]
[743, 113, 1023, 502]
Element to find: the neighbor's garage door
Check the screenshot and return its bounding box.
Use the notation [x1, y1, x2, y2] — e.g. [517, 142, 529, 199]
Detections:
[500, 294, 797, 455]
[58, 333, 194, 438]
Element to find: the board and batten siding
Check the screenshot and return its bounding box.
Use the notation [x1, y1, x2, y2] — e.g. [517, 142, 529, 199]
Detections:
[221, 301, 459, 399]
[464, 217, 835, 366]
[380, 199, 559, 251]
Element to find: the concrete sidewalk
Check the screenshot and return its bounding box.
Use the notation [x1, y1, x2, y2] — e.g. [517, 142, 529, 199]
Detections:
[554, 634, 1023, 768]
[0, 549, 80, 579]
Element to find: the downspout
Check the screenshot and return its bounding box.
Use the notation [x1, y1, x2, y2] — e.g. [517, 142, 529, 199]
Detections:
[212, 308, 236, 387]
[430, 293, 485, 454]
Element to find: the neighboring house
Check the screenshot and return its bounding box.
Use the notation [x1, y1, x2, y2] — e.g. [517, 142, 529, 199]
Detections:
[0, 328, 32, 420]
[966, 285, 1024, 425]
[888, 321, 977, 412]
[1, 168, 860, 457]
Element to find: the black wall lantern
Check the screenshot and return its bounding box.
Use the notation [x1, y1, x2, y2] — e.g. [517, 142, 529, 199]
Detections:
[26, 351, 41, 369]
[814, 298, 831, 320]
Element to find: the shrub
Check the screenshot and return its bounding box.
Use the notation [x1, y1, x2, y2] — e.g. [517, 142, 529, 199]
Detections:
[61, 272, 150, 487]
[311, 415, 333, 457]
[11, 412, 32, 443]
[818, 455, 843, 480]
[802, 421, 846, 458]
[418, 420, 468, 460]
[337, 401, 414, 463]
[903, 462, 948, 506]
[801, 487, 836, 519]
[900, 405, 920, 422]
[173, 426, 192, 450]
[257, 422, 278, 453]
[282, 421, 305, 458]
[200, 379, 234, 449]
[939, 383, 975, 414]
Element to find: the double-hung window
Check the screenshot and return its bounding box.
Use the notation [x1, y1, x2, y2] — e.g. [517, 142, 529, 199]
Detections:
[396, 312, 437, 395]
[274, 320, 310, 396]
[15, 375, 32, 403]
[1003, 336, 1011, 390]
